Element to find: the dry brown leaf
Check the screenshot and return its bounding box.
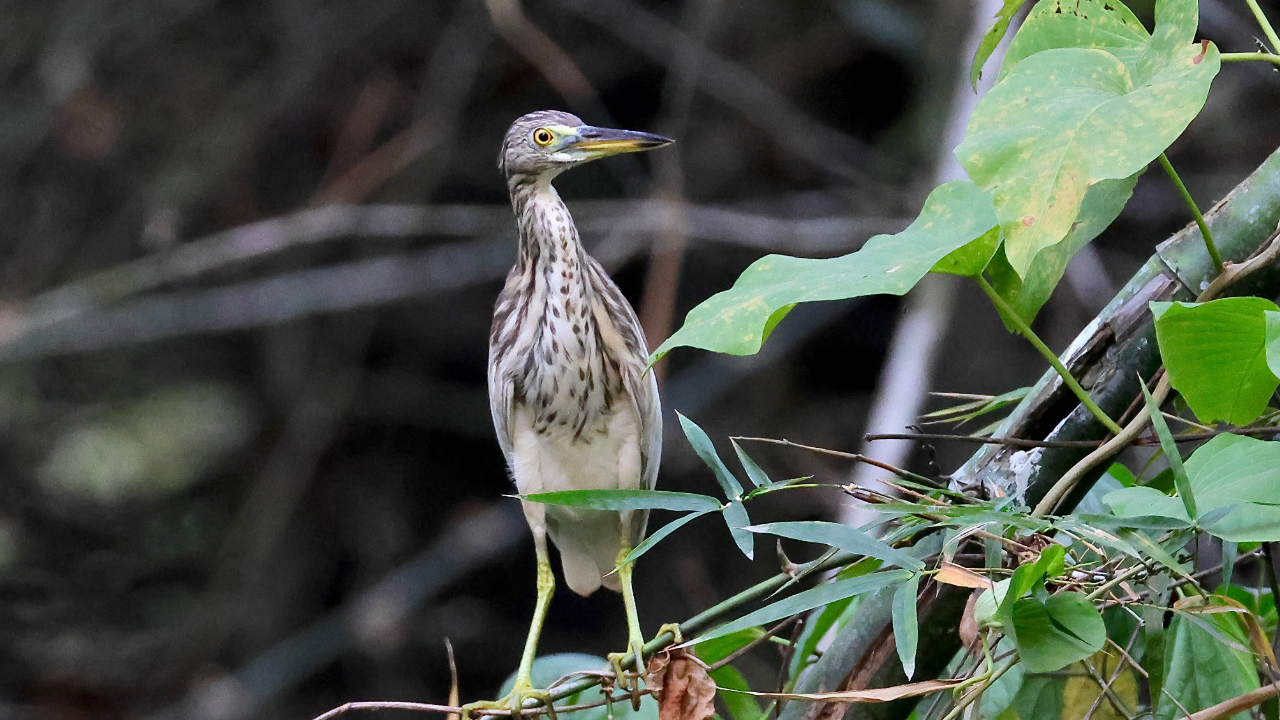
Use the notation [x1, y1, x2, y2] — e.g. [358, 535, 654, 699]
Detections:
[935, 561, 994, 589]
[720, 678, 965, 703]
[959, 588, 982, 650]
[645, 648, 716, 720]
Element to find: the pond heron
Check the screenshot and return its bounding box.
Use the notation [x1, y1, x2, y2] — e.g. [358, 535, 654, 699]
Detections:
[479, 110, 671, 715]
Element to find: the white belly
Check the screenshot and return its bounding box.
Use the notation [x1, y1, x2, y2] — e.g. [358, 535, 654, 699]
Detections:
[510, 404, 642, 495]
[510, 404, 644, 596]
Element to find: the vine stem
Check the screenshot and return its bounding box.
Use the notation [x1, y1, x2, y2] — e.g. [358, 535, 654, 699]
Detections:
[1246, 0, 1280, 55]
[1221, 51, 1280, 66]
[1158, 153, 1224, 275]
[1034, 224, 1280, 517]
[974, 275, 1122, 435]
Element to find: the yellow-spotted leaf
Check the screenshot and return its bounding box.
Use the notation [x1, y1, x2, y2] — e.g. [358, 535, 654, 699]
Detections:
[653, 180, 998, 359]
[959, 27, 1218, 278]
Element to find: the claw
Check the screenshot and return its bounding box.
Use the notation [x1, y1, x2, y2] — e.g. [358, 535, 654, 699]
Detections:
[653, 623, 683, 647]
[461, 682, 556, 720]
[606, 649, 644, 711]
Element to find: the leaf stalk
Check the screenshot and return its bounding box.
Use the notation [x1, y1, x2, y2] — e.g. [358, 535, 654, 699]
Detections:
[1158, 153, 1224, 274]
[974, 275, 1123, 435]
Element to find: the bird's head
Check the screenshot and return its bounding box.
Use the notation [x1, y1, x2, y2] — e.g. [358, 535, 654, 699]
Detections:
[499, 110, 673, 180]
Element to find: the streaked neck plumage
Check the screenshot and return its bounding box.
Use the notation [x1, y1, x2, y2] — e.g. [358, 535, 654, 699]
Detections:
[493, 170, 623, 440]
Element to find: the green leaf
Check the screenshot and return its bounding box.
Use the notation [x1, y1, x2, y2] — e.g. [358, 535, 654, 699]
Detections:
[708, 665, 764, 720]
[525, 489, 721, 512]
[986, 173, 1139, 325]
[1157, 0, 1199, 46]
[1266, 310, 1280, 379]
[731, 440, 771, 488]
[892, 573, 921, 679]
[930, 226, 1000, 277]
[724, 500, 754, 560]
[1107, 434, 1280, 541]
[690, 569, 913, 644]
[971, 0, 1031, 88]
[695, 627, 764, 664]
[1105, 463, 1137, 488]
[1000, 0, 1149, 79]
[1141, 373, 1197, 519]
[995, 544, 1065, 631]
[677, 413, 744, 500]
[1222, 540, 1238, 590]
[621, 510, 715, 565]
[960, 33, 1219, 278]
[1156, 613, 1260, 720]
[788, 582, 862, 676]
[653, 180, 998, 359]
[1117, 527, 1195, 582]
[1103, 485, 1190, 523]
[1143, 573, 1170, 705]
[745, 521, 925, 571]
[1152, 298, 1280, 425]
[1010, 591, 1106, 672]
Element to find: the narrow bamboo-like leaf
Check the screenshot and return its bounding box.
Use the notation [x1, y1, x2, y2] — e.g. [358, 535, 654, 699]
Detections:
[724, 500, 754, 560]
[689, 569, 913, 645]
[1222, 540, 1238, 591]
[1144, 573, 1170, 705]
[1140, 375, 1197, 519]
[892, 573, 921, 679]
[525, 489, 721, 512]
[678, 412, 744, 500]
[731, 440, 772, 488]
[745, 521, 924, 571]
[1117, 528, 1195, 583]
[620, 509, 715, 565]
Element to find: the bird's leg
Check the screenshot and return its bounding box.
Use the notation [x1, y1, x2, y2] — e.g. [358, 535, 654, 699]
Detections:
[462, 530, 556, 719]
[607, 543, 647, 709]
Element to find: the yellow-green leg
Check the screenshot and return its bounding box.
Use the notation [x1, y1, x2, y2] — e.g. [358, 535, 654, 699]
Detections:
[462, 531, 556, 719]
[608, 544, 647, 708]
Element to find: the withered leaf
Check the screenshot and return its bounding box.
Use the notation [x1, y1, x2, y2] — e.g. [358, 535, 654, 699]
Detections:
[721, 678, 965, 703]
[935, 561, 994, 589]
[645, 648, 716, 720]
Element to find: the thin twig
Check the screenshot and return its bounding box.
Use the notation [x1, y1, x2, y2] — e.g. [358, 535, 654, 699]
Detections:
[1035, 222, 1280, 516]
[732, 437, 945, 488]
[706, 617, 800, 672]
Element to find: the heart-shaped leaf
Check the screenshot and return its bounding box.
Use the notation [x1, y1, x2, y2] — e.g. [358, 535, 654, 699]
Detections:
[653, 180, 998, 359]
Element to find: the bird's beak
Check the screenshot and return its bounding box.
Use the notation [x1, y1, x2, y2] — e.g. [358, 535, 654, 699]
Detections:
[569, 126, 673, 157]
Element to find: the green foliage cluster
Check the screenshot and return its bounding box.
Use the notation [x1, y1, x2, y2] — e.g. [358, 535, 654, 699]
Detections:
[516, 0, 1280, 719]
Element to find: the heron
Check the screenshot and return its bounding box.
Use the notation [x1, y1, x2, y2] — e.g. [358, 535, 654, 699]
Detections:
[477, 110, 672, 716]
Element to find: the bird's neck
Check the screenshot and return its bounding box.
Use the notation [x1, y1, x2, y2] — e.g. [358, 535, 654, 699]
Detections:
[508, 173, 584, 271]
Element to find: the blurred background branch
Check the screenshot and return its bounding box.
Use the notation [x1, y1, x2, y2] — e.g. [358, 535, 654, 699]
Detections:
[0, 1, 1276, 719]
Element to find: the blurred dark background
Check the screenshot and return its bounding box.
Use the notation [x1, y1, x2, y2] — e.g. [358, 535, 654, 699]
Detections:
[1, 1, 1279, 719]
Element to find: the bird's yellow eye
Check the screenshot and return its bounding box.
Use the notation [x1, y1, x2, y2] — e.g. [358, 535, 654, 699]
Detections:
[532, 128, 554, 146]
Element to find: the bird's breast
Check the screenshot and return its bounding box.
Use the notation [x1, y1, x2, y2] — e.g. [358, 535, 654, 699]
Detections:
[496, 260, 628, 443]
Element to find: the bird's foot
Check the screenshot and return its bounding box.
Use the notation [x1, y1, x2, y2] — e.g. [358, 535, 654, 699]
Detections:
[652, 623, 683, 647]
[607, 639, 647, 711]
[461, 681, 555, 720]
